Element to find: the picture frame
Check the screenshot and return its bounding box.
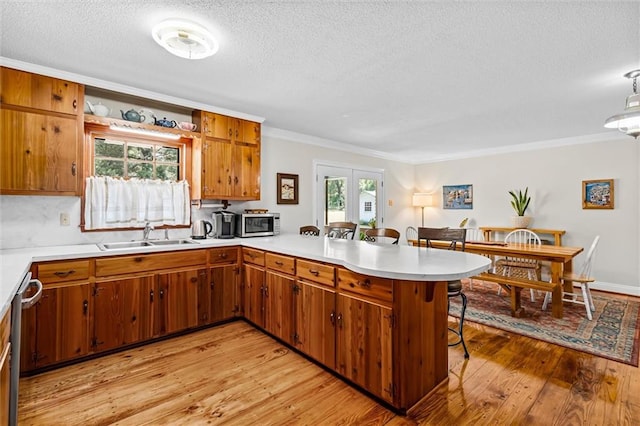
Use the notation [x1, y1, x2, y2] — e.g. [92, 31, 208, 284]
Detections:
[277, 173, 299, 204]
[443, 184, 473, 210]
[582, 179, 614, 209]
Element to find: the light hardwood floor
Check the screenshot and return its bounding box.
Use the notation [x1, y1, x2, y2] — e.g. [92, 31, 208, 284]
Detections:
[18, 311, 640, 425]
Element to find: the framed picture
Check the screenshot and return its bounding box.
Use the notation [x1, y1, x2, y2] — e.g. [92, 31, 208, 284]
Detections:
[443, 184, 473, 210]
[277, 173, 299, 204]
[582, 179, 614, 209]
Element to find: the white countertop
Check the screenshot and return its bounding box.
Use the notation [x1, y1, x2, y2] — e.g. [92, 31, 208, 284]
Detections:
[0, 234, 491, 319]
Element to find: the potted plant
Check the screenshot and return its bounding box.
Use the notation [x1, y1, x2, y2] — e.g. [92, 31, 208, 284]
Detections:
[509, 187, 532, 228]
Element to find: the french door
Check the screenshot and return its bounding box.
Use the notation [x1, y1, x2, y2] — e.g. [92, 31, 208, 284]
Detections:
[315, 164, 384, 236]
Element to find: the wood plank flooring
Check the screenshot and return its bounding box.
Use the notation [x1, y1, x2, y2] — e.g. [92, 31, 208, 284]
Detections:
[18, 303, 640, 425]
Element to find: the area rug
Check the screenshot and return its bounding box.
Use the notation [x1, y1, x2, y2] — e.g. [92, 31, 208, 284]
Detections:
[449, 280, 640, 366]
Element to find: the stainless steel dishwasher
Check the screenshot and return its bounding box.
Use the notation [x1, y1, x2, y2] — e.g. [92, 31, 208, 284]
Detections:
[9, 272, 42, 426]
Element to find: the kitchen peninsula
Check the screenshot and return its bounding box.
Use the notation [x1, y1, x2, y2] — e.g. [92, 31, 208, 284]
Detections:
[1, 234, 491, 413]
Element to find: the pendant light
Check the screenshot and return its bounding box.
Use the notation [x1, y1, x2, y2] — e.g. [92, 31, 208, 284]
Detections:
[604, 70, 640, 139]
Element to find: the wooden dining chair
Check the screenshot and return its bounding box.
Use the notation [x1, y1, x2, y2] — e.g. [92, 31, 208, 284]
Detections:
[495, 229, 542, 302]
[299, 225, 320, 236]
[542, 235, 600, 320]
[364, 228, 400, 244]
[405, 226, 418, 245]
[326, 221, 358, 240]
[417, 227, 469, 359]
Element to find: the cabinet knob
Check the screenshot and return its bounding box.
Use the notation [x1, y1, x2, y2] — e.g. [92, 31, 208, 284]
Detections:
[71, 161, 77, 176]
[83, 299, 88, 315]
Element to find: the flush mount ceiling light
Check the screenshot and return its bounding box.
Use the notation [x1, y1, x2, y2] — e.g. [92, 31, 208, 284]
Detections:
[604, 69, 640, 139]
[151, 19, 218, 60]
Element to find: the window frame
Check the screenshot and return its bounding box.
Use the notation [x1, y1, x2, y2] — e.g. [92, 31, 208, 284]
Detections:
[81, 123, 193, 231]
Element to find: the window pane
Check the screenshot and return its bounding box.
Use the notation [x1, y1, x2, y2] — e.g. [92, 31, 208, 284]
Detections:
[127, 144, 154, 161]
[325, 177, 347, 225]
[156, 165, 179, 181]
[359, 178, 377, 228]
[95, 138, 124, 158]
[95, 159, 124, 177]
[156, 146, 179, 163]
[128, 162, 154, 179]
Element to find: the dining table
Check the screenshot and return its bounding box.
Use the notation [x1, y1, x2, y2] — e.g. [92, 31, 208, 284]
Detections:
[410, 239, 584, 319]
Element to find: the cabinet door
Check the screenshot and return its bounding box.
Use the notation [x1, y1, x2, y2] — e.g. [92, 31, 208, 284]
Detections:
[93, 275, 155, 352]
[1, 67, 80, 114]
[33, 283, 90, 368]
[155, 268, 203, 336]
[202, 112, 233, 140]
[232, 141, 261, 199]
[295, 280, 336, 369]
[0, 344, 8, 426]
[201, 138, 233, 198]
[209, 264, 240, 324]
[264, 271, 295, 344]
[0, 109, 79, 194]
[336, 293, 394, 403]
[235, 119, 261, 144]
[243, 263, 265, 327]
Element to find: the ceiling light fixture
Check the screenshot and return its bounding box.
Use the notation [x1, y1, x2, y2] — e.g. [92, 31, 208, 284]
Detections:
[109, 125, 181, 140]
[151, 19, 219, 60]
[604, 69, 640, 139]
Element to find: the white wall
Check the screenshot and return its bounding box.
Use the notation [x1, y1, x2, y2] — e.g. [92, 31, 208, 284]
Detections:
[1, 134, 638, 296]
[414, 138, 640, 295]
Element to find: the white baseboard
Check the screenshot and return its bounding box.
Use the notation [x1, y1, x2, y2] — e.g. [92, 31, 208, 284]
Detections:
[590, 281, 640, 297]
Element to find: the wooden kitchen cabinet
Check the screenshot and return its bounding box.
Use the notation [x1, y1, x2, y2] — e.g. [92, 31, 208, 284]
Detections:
[0, 66, 83, 196]
[265, 270, 295, 345]
[155, 268, 204, 336]
[194, 111, 261, 200]
[242, 248, 266, 327]
[336, 292, 394, 404]
[201, 247, 241, 325]
[295, 279, 336, 369]
[0, 306, 10, 426]
[93, 275, 155, 352]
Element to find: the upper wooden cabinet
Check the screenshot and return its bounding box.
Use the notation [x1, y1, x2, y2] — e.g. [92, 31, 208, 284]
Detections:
[193, 111, 261, 201]
[1, 67, 80, 114]
[1, 67, 83, 195]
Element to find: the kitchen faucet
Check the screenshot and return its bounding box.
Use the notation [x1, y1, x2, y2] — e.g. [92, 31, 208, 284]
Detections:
[142, 222, 154, 240]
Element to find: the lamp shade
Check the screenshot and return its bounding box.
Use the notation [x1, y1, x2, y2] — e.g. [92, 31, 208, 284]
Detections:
[412, 193, 433, 207]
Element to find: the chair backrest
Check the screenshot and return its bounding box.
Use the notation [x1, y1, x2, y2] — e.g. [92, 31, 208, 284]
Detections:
[578, 235, 600, 278]
[326, 221, 358, 239]
[405, 226, 418, 245]
[299, 225, 320, 236]
[464, 228, 484, 242]
[418, 227, 466, 251]
[364, 228, 400, 244]
[503, 229, 541, 267]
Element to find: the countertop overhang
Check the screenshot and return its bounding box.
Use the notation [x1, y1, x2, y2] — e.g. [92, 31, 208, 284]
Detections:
[0, 234, 492, 318]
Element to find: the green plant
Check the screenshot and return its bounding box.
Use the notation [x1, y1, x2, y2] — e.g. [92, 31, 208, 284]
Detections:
[509, 187, 531, 216]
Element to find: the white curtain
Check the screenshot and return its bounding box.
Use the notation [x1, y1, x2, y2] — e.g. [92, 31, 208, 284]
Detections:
[84, 177, 190, 230]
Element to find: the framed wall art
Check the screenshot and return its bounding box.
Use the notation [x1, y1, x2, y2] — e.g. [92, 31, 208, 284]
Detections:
[582, 179, 614, 209]
[277, 173, 299, 204]
[443, 184, 473, 210]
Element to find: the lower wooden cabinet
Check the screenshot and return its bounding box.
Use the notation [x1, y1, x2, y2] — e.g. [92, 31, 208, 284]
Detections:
[243, 263, 265, 327]
[0, 306, 10, 426]
[93, 275, 155, 352]
[21, 282, 90, 370]
[155, 268, 204, 336]
[294, 279, 336, 369]
[336, 293, 394, 404]
[265, 270, 295, 345]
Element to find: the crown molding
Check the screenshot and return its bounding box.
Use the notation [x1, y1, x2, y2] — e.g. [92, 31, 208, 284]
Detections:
[0, 57, 265, 123]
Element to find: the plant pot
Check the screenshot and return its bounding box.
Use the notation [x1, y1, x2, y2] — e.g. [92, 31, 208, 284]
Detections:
[511, 216, 532, 228]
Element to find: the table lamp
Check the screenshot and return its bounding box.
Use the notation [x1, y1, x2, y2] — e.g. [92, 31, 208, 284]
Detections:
[412, 193, 433, 227]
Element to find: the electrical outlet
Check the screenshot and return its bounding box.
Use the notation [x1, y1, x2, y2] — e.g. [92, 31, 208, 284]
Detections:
[60, 212, 70, 226]
[388, 199, 393, 206]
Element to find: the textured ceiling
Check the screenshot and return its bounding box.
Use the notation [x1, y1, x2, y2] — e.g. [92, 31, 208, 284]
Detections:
[1, 1, 639, 163]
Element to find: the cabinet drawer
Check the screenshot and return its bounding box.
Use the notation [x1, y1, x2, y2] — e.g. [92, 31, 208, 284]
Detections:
[96, 250, 207, 277]
[297, 259, 335, 287]
[209, 247, 239, 264]
[266, 253, 295, 275]
[242, 247, 265, 266]
[37, 260, 90, 283]
[337, 268, 393, 303]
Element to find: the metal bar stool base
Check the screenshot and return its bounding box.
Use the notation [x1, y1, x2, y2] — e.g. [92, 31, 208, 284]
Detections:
[448, 289, 469, 359]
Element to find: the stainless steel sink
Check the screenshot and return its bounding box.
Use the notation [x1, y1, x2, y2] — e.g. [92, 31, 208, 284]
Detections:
[97, 239, 198, 251]
[149, 239, 197, 246]
[97, 241, 154, 250]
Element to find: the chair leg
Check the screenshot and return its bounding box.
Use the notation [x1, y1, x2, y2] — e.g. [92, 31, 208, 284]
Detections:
[542, 291, 550, 310]
[448, 291, 469, 359]
[580, 284, 593, 321]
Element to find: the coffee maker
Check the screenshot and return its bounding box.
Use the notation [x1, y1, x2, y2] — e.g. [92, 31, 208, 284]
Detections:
[211, 211, 235, 239]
